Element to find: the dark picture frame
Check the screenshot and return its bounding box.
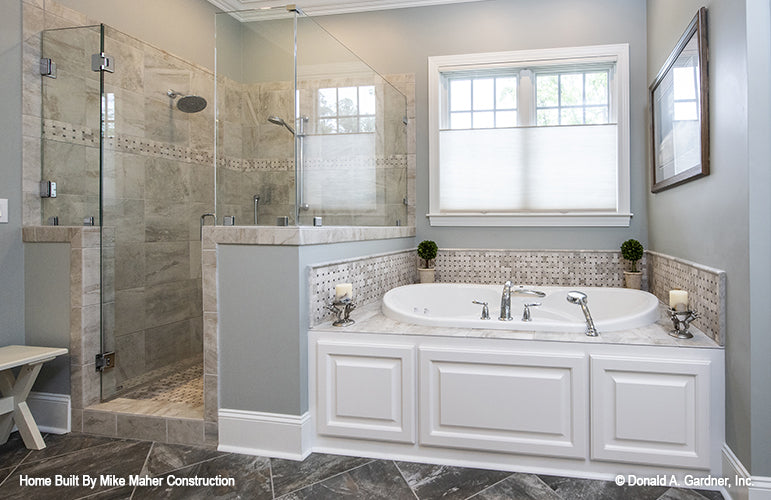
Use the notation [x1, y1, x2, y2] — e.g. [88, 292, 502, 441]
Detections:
[650, 7, 709, 193]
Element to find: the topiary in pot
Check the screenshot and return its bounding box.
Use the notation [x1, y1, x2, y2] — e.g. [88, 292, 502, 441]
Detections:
[417, 240, 438, 283]
[620, 239, 644, 289]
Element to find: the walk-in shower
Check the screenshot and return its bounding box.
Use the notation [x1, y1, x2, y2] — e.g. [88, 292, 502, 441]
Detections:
[34, 5, 408, 430]
[40, 23, 213, 418]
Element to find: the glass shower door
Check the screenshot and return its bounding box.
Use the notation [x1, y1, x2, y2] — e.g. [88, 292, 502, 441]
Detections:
[98, 25, 212, 405]
[40, 25, 102, 227]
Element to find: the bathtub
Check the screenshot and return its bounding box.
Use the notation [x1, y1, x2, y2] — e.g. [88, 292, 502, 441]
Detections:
[382, 283, 660, 333]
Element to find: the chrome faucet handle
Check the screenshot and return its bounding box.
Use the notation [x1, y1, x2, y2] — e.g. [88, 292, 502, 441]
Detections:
[472, 301, 490, 320]
[522, 302, 541, 322]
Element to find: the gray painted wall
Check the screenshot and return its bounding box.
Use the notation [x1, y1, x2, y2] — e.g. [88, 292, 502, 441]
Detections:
[745, 0, 771, 477]
[218, 237, 413, 415]
[25, 243, 71, 394]
[313, 0, 649, 251]
[647, 0, 771, 476]
[55, 0, 220, 70]
[0, 0, 25, 346]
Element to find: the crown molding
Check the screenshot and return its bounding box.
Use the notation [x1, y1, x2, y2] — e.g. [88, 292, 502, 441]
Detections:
[208, 0, 483, 21]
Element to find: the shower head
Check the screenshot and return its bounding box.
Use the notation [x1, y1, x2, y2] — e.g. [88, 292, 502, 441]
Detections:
[167, 89, 207, 113]
[566, 291, 588, 305]
[268, 115, 295, 135]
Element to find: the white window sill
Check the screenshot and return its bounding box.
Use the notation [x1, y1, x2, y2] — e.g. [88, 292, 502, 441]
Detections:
[426, 213, 632, 227]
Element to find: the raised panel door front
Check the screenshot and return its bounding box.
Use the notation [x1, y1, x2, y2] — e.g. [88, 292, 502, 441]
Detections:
[419, 346, 587, 458]
[591, 354, 711, 469]
[317, 341, 415, 443]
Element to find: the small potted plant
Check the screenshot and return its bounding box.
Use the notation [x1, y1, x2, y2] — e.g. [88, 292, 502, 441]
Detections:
[417, 240, 438, 283]
[620, 238, 644, 289]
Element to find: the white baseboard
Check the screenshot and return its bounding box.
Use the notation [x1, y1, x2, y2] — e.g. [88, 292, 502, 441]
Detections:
[722, 444, 771, 500]
[27, 392, 71, 434]
[218, 409, 312, 460]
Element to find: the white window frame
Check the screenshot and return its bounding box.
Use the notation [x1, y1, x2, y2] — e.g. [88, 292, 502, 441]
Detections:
[427, 44, 631, 227]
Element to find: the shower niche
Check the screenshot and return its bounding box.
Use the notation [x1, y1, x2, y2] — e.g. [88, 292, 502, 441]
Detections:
[215, 6, 410, 227]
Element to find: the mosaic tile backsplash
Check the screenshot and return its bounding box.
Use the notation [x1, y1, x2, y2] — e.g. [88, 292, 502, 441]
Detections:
[309, 250, 417, 326]
[434, 249, 645, 288]
[647, 251, 725, 345]
[309, 248, 725, 345]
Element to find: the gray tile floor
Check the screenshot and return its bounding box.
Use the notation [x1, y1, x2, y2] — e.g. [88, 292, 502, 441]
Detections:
[0, 432, 725, 500]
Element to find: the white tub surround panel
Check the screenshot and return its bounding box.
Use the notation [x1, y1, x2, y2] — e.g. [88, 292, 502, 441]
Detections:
[591, 355, 710, 468]
[317, 340, 415, 444]
[309, 330, 724, 480]
[420, 347, 587, 458]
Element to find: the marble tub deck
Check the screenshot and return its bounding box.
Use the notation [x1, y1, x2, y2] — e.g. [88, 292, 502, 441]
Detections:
[0, 432, 724, 500]
[312, 302, 720, 348]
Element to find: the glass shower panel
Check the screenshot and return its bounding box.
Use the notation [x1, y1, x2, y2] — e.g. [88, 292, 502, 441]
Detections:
[215, 8, 297, 226]
[296, 14, 408, 226]
[40, 26, 102, 227]
[99, 25, 212, 402]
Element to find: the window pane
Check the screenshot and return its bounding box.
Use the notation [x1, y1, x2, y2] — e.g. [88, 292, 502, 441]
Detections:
[359, 85, 376, 115]
[473, 78, 494, 110]
[560, 73, 583, 106]
[451, 111, 471, 129]
[338, 117, 358, 133]
[338, 87, 358, 116]
[537, 109, 558, 126]
[536, 74, 558, 107]
[496, 110, 517, 127]
[319, 88, 337, 117]
[496, 77, 517, 109]
[319, 118, 337, 133]
[359, 116, 376, 132]
[473, 111, 494, 128]
[585, 106, 609, 124]
[450, 79, 471, 111]
[585, 72, 608, 105]
[561, 108, 583, 125]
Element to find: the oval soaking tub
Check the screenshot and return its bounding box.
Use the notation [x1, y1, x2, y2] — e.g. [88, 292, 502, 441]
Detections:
[382, 283, 660, 333]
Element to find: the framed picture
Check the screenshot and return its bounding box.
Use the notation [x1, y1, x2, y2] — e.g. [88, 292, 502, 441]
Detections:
[650, 7, 709, 193]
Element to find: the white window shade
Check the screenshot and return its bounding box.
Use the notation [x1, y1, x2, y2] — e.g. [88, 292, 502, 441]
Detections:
[438, 124, 617, 213]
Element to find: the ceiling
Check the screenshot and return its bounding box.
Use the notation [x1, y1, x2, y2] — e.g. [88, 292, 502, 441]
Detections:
[206, 0, 484, 20]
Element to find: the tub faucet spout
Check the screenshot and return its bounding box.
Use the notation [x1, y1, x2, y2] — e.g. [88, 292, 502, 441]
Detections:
[499, 280, 513, 321]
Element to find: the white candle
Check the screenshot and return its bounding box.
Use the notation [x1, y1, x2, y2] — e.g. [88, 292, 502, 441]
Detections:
[335, 283, 353, 301]
[669, 290, 688, 311]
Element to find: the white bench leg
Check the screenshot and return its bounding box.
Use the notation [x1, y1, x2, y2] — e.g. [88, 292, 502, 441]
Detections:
[0, 363, 47, 450]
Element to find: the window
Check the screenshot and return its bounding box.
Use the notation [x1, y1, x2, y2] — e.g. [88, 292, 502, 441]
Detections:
[317, 85, 376, 134]
[535, 70, 609, 126]
[428, 45, 630, 227]
[448, 75, 517, 129]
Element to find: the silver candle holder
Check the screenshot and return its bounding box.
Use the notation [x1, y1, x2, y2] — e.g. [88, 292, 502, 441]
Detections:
[667, 309, 699, 339]
[326, 298, 356, 327]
